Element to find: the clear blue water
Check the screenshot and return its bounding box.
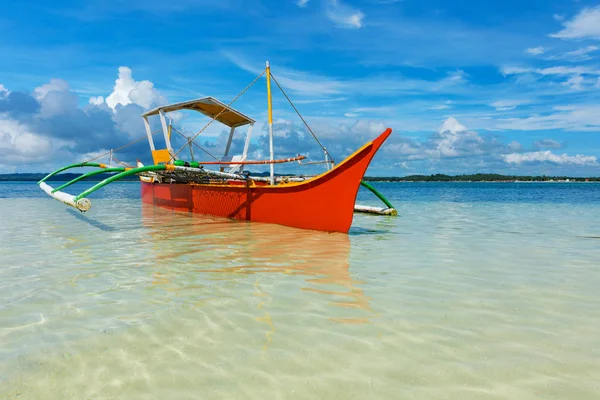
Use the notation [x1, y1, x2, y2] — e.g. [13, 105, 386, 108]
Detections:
[1, 181, 599, 399]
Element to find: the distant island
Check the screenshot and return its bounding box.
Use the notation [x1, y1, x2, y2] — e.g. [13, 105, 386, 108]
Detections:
[0, 172, 598, 182]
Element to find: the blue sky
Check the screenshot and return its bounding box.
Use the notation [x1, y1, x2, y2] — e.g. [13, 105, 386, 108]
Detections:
[1, 0, 600, 176]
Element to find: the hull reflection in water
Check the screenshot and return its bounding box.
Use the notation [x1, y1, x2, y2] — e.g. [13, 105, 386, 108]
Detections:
[140, 204, 375, 325]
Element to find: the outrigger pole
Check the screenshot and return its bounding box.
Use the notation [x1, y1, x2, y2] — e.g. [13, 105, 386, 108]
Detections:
[37, 163, 168, 212]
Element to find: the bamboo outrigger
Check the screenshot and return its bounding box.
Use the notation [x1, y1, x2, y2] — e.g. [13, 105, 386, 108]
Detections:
[38, 62, 397, 233]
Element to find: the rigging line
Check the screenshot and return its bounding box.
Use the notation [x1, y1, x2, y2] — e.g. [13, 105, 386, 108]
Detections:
[270, 73, 335, 164]
[111, 155, 135, 168]
[171, 70, 266, 161]
[170, 126, 219, 161]
[83, 129, 162, 163]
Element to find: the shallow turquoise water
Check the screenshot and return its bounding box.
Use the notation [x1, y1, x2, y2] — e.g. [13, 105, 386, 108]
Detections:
[1, 182, 599, 399]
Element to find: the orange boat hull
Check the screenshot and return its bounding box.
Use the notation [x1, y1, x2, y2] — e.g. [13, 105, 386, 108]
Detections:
[140, 128, 392, 233]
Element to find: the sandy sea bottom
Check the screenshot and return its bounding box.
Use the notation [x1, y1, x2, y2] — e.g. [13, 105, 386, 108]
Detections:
[1, 182, 600, 399]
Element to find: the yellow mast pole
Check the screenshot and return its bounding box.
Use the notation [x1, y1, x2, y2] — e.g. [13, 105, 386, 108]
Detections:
[266, 61, 275, 185]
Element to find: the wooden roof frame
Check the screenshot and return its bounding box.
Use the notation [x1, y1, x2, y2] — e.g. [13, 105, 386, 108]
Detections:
[142, 96, 255, 128]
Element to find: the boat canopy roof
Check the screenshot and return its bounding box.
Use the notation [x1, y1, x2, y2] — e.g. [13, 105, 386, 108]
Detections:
[142, 96, 255, 128]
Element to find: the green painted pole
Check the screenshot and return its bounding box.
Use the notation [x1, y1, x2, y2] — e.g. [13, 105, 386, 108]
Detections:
[360, 181, 395, 209]
[37, 162, 104, 184]
[51, 167, 127, 193]
[73, 165, 167, 201]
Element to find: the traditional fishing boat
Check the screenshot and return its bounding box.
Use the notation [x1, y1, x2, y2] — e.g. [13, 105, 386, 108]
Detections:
[38, 62, 397, 233]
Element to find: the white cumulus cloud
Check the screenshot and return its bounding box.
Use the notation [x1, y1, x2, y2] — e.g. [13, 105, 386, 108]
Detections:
[429, 100, 453, 110]
[549, 45, 599, 62]
[105, 66, 164, 111]
[496, 105, 600, 131]
[526, 46, 547, 55]
[89, 96, 105, 105]
[501, 66, 533, 75]
[32, 79, 79, 117]
[0, 118, 56, 162]
[550, 5, 600, 40]
[562, 74, 585, 91]
[426, 117, 486, 159]
[503, 151, 597, 166]
[533, 139, 562, 150]
[33, 79, 70, 100]
[539, 66, 599, 75]
[326, 0, 364, 29]
[501, 65, 600, 91]
[502, 66, 600, 76]
[491, 99, 529, 111]
[508, 141, 523, 152]
[0, 67, 173, 172]
[438, 116, 466, 134]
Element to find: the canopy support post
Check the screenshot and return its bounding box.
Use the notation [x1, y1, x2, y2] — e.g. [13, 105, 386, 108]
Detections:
[222, 126, 236, 172]
[143, 117, 156, 151]
[223, 127, 235, 158]
[158, 109, 174, 163]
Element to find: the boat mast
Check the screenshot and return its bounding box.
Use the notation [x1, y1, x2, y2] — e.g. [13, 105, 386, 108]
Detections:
[266, 61, 275, 185]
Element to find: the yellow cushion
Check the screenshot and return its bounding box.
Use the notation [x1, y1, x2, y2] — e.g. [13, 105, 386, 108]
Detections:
[152, 149, 173, 165]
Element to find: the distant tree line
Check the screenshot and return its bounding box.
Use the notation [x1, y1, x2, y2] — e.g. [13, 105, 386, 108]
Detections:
[363, 173, 600, 182]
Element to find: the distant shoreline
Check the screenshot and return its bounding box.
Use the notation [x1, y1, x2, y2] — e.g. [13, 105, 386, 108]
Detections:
[362, 173, 599, 182]
[1, 172, 598, 183]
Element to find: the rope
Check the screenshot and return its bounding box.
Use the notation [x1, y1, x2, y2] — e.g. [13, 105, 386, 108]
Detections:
[270, 73, 335, 164]
[111, 155, 135, 168]
[171, 70, 266, 161]
[84, 129, 162, 163]
[170, 126, 219, 161]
